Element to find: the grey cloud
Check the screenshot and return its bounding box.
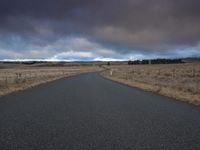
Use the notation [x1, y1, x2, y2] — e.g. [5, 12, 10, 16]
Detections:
[0, 0, 200, 59]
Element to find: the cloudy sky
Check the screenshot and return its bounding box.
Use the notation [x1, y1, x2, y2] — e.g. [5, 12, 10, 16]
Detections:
[0, 0, 200, 61]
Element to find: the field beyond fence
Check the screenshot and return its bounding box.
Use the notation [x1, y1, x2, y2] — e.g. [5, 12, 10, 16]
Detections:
[101, 63, 200, 105]
[0, 65, 99, 96]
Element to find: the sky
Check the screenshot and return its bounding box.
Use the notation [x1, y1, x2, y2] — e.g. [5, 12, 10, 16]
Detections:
[0, 0, 200, 61]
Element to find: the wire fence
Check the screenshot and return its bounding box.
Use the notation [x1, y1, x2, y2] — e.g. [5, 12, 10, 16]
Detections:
[103, 64, 200, 94]
[0, 67, 97, 86]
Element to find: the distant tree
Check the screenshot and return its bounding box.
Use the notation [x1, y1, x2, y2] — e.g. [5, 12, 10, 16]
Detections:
[128, 60, 133, 65]
[127, 58, 183, 65]
[133, 60, 140, 64]
[151, 58, 183, 64]
[128, 60, 141, 65]
[141, 60, 149, 64]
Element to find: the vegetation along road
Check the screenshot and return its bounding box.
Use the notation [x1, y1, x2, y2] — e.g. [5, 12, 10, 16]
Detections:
[0, 73, 200, 149]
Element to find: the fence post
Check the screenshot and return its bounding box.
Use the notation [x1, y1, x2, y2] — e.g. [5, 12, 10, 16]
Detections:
[132, 69, 134, 80]
[110, 69, 113, 76]
[192, 69, 196, 77]
[5, 73, 8, 85]
[172, 69, 175, 78]
[158, 69, 161, 75]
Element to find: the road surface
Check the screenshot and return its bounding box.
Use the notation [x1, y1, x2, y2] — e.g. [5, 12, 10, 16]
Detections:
[0, 73, 200, 150]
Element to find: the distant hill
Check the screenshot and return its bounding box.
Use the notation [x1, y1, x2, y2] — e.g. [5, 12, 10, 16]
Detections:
[182, 57, 200, 63]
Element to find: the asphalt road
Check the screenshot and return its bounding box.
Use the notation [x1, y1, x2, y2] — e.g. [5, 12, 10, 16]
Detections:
[0, 73, 200, 150]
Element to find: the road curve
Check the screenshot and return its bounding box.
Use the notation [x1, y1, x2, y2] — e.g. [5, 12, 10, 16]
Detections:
[0, 73, 200, 150]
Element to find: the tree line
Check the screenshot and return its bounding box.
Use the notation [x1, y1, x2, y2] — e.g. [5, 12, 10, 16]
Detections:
[128, 58, 183, 65]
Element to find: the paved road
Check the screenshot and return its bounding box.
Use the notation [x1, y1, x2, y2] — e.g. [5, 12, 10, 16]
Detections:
[0, 73, 200, 150]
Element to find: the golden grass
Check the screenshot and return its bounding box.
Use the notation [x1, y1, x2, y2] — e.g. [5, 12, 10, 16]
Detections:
[0, 65, 100, 97]
[101, 63, 200, 105]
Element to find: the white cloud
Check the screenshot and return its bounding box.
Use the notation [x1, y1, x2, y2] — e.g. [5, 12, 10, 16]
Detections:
[1, 35, 200, 61]
[93, 57, 126, 61]
[48, 50, 95, 61]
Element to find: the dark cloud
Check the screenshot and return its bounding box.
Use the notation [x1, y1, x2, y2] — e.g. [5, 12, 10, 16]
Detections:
[0, 0, 200, 60]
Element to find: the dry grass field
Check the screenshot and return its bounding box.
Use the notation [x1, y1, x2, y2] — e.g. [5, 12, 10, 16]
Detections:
[101, 63, 200, 105]
[0, 63, 100, 96]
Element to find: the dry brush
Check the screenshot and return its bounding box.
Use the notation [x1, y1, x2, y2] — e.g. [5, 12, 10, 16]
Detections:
[0, 66, 99, 96]
[101, 63, 200, 105]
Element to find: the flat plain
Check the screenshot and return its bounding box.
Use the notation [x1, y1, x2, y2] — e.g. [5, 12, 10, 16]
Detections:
[101, 63, 200, 105]
[1, 62, 200, 105]
[0, 62, 100, 96]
